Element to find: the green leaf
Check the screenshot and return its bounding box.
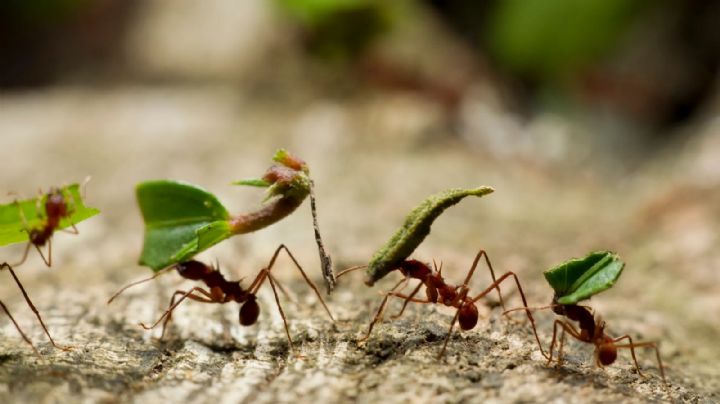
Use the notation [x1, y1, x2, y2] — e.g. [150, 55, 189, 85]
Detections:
[137, 180, 232, 271]
[365, 186, 494, 286]
[232, 179, 271, 187]
[543, 251, 625, 304]
[0, 184, 100, 246]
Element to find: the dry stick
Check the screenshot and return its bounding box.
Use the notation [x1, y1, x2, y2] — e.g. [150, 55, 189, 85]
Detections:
[309, 180, 335, 294]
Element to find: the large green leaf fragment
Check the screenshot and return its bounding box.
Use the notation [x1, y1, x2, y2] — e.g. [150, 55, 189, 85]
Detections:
[0, 184, 100, 247]
[543, 251, 625, 305]
[364, 186, 494, 286]
[137, 180, 232, 271]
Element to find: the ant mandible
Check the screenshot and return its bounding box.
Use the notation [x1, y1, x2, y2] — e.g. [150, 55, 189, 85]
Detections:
[338, 249, 546, 358]
[506, 298, 666, 384]
[109, 245, 334, 350]
[13, 186, 80, 267]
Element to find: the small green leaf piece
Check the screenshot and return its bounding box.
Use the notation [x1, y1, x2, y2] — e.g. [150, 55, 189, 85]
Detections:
[233, 179, 271, 188]
[0, 184, 100, 247]
[543, 251, 625, 305]
[137, 180, 232, 271]
[364, 186, 495, 286]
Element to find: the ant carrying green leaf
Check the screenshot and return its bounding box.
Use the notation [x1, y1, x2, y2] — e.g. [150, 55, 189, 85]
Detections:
[0, 183, 100, 356]
[505, 251, 667, 385]
[338, 187, 545, 357]
[109, 150, 335, 347]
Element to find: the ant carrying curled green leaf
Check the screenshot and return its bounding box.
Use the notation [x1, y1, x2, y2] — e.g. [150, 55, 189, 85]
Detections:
[337, 187, 546, 358]
[505, 251, 667, 385]
[108, 150, 335, 347]
[0, 183, 100, 356]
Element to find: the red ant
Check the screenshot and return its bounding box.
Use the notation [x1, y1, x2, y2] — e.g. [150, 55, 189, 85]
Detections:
[13, 186, 80, 267]
[505, 297, 667, 384]
[0, 262, 67, 357]
[108, 245, 334, 350]
[338, 249, 546, 358]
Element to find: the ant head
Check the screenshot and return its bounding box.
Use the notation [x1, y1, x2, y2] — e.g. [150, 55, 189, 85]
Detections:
[596, 341, 617, 366]
[239, 295, 260, 326]
[400, 260, 432, 280]
[458, 301, 479, 331]
[45, 189, 68, 217]
[175, 260, 208, 281]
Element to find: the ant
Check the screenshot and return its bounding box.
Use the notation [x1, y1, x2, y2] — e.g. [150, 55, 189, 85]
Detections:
[13, 186, 80, 267]
[109, 245, 334, 350]
[0, 262, 67, 357]
[505, 297, 667, 384]
[338, 249, 546, 358]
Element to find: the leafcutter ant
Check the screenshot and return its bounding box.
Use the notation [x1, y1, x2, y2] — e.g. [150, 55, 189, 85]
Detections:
[109, 245, 334, 350]
[338, 249, 546, 358]
[505, 251, 667, 384]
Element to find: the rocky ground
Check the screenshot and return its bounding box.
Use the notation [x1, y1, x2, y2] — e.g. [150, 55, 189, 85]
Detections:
[0, 83, 718, 403]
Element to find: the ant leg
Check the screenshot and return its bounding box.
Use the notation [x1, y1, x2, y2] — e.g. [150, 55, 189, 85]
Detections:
[547, 320, 583, 366]
[13, 243, 32, 267]
[461, 250, 505, 310]
[1, 263, 66, 350]
[0, 299, 42, 359]
[359, 278, 408, 342]
[139, 287, 215, 331]
[247, 267, 297, 351]
[336, 265, 367, 279]
[390, 280, 424, 319]
[557, 327, 567, 368]
[107, 266, 176, 304]
[256, 244, 334, 322]
[60, 223, 79, 235]
[614, 336, 666, 384]
[158, 289, 215, 340]
[265, 271, 295, 351]
[438, 300, 464, 359]
[472, 271, 549, 359]
[42, 238, 52, 267]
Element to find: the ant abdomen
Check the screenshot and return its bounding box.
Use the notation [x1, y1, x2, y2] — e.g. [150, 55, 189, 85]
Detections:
[458, 302, 479, 330]
[597, 343, 618, 366]
[240, 296, 260, 326]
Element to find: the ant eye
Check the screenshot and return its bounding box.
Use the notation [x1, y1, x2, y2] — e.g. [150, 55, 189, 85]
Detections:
[239, 297, 260, 326]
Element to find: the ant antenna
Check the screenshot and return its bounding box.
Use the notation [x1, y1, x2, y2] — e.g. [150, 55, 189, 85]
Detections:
[336, 265, 367, 279]
[107, 266, 175, 304]
[309, 179, 334, 293]
[80, 176, 92, 201]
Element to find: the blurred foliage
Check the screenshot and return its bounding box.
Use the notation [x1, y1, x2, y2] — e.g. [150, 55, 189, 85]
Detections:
[485, 0, 650, 80]
[0, 0, 91, 25]
[276, 0, 398, 61]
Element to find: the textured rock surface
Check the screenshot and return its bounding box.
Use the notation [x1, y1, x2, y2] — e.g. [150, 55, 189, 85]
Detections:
[0, 87, 718, 403]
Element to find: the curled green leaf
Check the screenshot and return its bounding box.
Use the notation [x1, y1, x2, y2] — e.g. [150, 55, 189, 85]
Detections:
[0, 184, 100, 247]
[543, 251, 625, 305]
[364, 186, 494, 286]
